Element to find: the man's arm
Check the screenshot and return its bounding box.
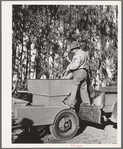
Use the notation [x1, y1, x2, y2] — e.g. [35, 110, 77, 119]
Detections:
[66, 56, 71, 63]
[66, 55, 81, 71]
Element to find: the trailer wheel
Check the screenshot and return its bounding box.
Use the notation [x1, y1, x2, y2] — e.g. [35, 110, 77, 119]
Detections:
[50, 109, 79, 141]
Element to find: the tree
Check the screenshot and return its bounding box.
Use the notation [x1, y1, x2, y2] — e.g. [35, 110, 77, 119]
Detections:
[12, 5, 118, 91]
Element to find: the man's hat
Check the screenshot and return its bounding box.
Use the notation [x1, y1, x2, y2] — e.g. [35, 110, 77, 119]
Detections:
[69, 42, 80, 51]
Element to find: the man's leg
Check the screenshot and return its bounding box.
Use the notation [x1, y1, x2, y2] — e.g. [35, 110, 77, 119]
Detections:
[65, 82, 78, 106]
[80, 81, 90, 104]
[65, 69, 88, 106]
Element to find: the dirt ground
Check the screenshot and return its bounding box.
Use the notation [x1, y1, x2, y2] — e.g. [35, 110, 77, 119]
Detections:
[13, 120, 117, 144]
[40, 120, 117, 144]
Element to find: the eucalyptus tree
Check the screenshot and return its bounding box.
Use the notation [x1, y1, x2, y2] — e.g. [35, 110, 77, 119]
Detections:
[12, 5, 24, 80]
[12, 5, 118, 85]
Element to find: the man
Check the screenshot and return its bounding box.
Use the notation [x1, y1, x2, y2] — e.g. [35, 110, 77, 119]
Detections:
[63, 42, 91, 107]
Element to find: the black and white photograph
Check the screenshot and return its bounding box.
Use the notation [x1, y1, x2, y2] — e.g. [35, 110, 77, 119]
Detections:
[2, 1, 121, 148]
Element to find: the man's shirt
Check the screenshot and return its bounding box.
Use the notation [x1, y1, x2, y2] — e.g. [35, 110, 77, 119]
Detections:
[67, 49, 87, 71]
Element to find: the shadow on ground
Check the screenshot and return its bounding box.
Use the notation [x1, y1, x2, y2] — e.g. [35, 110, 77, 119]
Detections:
[76, 118, 117, 138]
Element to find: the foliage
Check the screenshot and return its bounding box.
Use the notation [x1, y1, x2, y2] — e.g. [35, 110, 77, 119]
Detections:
[12, 5, 118, 91]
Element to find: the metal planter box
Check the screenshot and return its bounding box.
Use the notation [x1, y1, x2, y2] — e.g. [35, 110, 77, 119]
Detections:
[28, 79, 73, 106]
[95, 86, 117, 113]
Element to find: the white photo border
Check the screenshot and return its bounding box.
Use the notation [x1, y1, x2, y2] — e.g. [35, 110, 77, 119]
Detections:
[2, 1, 122, 148]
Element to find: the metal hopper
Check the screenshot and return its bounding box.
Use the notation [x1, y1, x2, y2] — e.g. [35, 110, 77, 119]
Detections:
[28, 79, 73, 106]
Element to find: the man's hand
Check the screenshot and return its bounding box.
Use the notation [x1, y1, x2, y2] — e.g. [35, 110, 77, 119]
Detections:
[61, 69, 69, 79]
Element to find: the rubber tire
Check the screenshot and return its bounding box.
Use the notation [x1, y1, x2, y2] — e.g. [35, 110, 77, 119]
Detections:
[50, 109, 79, 141]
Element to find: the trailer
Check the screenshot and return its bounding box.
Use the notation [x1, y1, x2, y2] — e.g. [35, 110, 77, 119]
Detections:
[12, 79, 117, 142]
